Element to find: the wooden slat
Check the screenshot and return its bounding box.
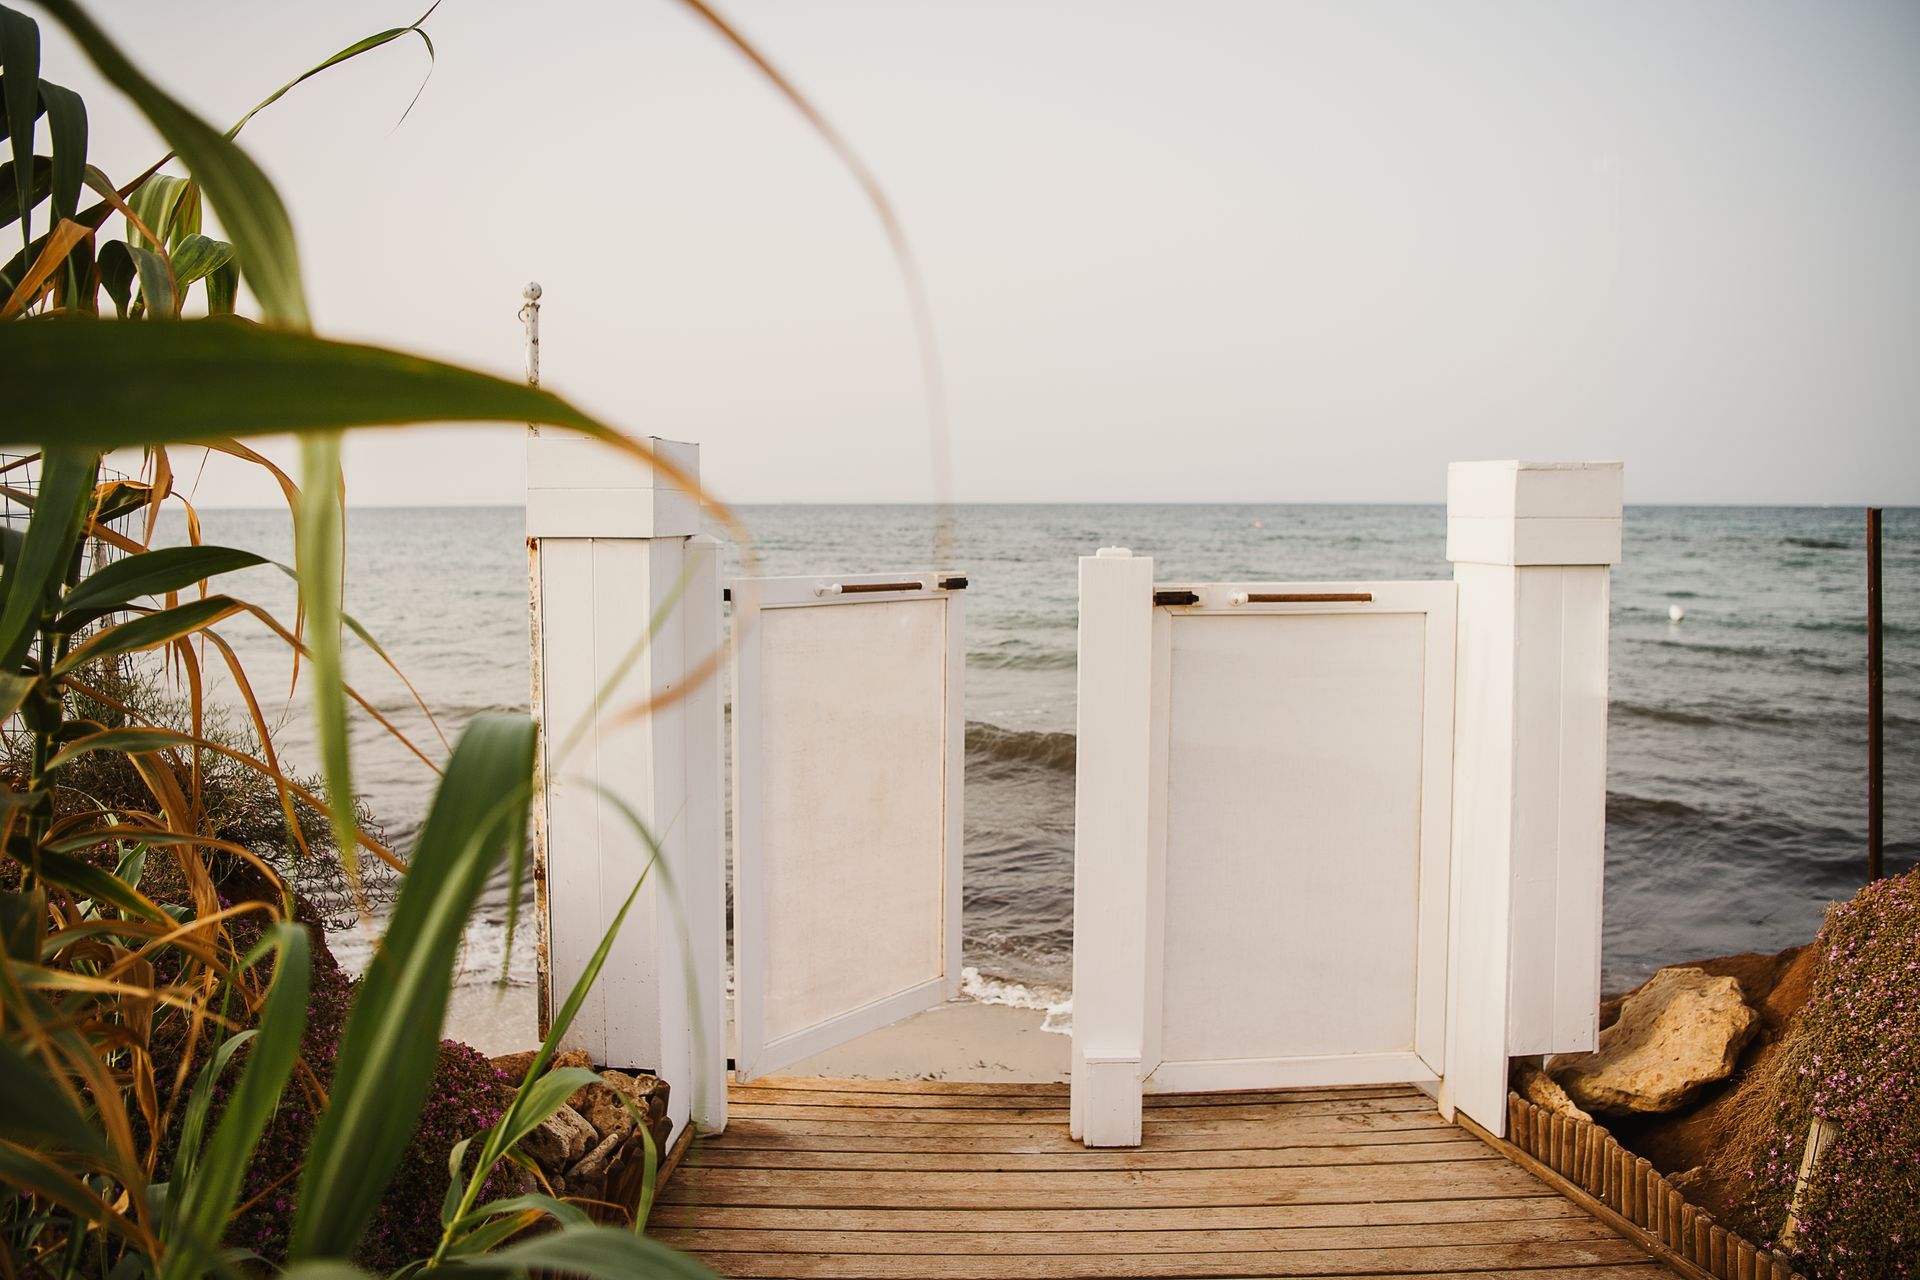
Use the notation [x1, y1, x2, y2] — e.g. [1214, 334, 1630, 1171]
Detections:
[663, 1080, 1673, 1280]
[657, 1217, 1621, 1255]
[682, 1244, 1658, 1279]
[650, 1196, 1591, 1234]
[698, 1113, 1459, 1154]
[683, 1138, 1492, 1172]
[659, 1161, 1553, 1209]
[726, 1085, 1421, 1110]
[725, 1096, 1437, 1125]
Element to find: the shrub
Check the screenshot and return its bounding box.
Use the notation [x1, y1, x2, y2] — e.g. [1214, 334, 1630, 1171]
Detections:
[354, 1042, 528, 1274]
[1724, 868, 1920, 1278]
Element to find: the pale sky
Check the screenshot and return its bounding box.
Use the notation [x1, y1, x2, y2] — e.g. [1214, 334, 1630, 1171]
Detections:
[42, 1, 1920, 506]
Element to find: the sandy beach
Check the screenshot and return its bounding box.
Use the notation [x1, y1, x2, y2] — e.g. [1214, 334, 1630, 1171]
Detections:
[446, 984, 1068, 1082]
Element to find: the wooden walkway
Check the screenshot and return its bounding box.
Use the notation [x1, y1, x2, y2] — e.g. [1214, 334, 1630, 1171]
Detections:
[653, 1078, 1676, 1279]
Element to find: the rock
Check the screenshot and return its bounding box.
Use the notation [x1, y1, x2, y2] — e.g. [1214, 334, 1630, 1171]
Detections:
[568, 1070, 670, 1140]
[1513, 1062, 1593, 1124]
[567, 1129, 626, 1197]
[551, 1048, 594, 1073]
[520, 1103, 596, 1172]
[489, 1049, 539, 1081]
[1550, 967, 1759, 1115]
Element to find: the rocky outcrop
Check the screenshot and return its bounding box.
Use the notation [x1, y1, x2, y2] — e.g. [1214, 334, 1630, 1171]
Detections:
[1548, 966, 1759, 1115]
[490, 1051, 674, 1216]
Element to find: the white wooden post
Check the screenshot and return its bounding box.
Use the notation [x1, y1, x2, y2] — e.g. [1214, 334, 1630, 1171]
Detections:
[528, 432, 727, 1138]
[1440, 460, 1621, 1136]
[1070, 548, 1162, 1147]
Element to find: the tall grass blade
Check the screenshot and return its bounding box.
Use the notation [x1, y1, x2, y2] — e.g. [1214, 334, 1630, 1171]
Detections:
[0, 447, 92, 669]
[290, 714, 535, 1263]
[162, 922, 309, 1280]
[0, 2, 39, 253]
[0, 1036, 109, 1156]
[37, 78, 82, 221]
[295, 431, 356, 876]
[59, 543, 265, 618]
[0, 319, 704, 502]
[445, 1223, 717, 1279]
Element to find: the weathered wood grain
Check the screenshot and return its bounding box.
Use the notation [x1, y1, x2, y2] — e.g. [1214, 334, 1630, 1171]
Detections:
[661, 1079, 1668, 1279]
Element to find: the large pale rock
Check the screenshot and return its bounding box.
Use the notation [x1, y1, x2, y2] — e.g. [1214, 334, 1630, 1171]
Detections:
[1548, 967, 1759, 1114]
[520, 1103, 597, 1171]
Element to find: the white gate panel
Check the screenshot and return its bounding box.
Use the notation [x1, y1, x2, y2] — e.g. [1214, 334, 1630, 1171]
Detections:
[1149, 582, 1455, 1093]
[732, 574, 964, 1080]
[1071, 559, 1456, 1145]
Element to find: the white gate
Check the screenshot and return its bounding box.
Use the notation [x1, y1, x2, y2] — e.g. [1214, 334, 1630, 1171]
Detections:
[730, 572, 966, 1080]
[1071, 555, 1455, 1145]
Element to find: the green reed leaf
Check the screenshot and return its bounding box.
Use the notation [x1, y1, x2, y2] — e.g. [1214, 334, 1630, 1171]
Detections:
[442, 1223, 717, 1279]
[164, 923, 309, 1280]
[1, 4, 39, 253]
[0, 153, 50, 231]
[60, 543, 265, 620]
[0, 1035, 107, 1156]
[52, 595, 237, 674]
[128, 241, 172, 317]
[96, 235, 131, 315]
[0, 317, 662, 452]
[37, 78, 81, 222]
[29, 847, 168, 922]
[295, 431, 357, 895]
[0, 447, 93, 670]
[168, 231, 232, 295]
[291, 714, 535, 1263]
[43, 725, 189, 770]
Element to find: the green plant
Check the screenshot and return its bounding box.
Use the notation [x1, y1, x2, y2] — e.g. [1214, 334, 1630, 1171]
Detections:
[3, 0, 930, 1271]
[1720, 869, 1920, 1279]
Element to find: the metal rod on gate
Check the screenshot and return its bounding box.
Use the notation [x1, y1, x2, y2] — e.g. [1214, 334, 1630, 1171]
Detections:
[1230, 592, 1374, 606]
[1868, 506, 1884, 881]
[815, 580, 927, 597]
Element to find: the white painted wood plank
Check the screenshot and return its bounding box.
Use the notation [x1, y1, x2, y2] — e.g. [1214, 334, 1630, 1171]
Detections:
[1070, 549, 1157, 1147]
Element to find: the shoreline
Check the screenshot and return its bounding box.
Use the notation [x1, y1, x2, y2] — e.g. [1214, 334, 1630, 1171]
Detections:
[444, 983, 1069, 1082]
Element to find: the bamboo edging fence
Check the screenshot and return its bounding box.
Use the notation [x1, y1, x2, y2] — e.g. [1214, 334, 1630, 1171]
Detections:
[1486, 1092, 1808, 1280]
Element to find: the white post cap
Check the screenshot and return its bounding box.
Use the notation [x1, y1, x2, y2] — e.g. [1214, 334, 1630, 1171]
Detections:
[527, 435, 701, 539]
[1446, 460, 1623, 566]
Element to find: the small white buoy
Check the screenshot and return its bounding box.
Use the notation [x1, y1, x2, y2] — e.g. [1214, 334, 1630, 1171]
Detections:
[1669, 604, 1685, 623]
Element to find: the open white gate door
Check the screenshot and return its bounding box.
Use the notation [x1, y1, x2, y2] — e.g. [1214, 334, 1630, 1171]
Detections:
[1072, 557, 1457, 1145]
[730, 572, 965, 1080]
[1146, 580, 1456, 1094]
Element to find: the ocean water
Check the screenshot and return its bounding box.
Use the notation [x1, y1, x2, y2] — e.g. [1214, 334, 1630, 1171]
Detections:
[168, 503, 1917, 1004]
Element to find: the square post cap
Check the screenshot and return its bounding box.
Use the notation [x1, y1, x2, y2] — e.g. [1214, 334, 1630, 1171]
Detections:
[527, 434, 700, 538]
[1446, 460, 1622, 566]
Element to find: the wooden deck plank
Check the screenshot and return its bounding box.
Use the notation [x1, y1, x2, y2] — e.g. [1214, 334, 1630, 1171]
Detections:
[730, 1083, 1422, 1109]
[724, 1096, 1437, 1125]
[650, 1198, 1603, 1234]
[698, 1111, 1458, 1151]
[659, 1078, 1668, 1280]
[701, 1114, 1457, 1151]
[681, 1242, 1654, 1279]
[659, 1163, 1555, 1209]
[656, 1219, 1621, 1255]
[684, 1138, 1492, 1172]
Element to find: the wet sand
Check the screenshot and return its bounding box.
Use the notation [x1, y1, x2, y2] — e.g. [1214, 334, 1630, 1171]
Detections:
[445, 984, 1068, 1082]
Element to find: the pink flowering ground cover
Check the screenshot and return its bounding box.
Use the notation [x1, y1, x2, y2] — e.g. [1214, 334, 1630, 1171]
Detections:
[1725, 868, 1919, 1278]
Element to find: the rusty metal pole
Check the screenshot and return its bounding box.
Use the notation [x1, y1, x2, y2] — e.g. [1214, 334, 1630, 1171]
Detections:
[1867, 506, 1884, 881]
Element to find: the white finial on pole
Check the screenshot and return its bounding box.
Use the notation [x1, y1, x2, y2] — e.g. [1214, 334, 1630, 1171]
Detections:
[520, 281, 543, 433]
